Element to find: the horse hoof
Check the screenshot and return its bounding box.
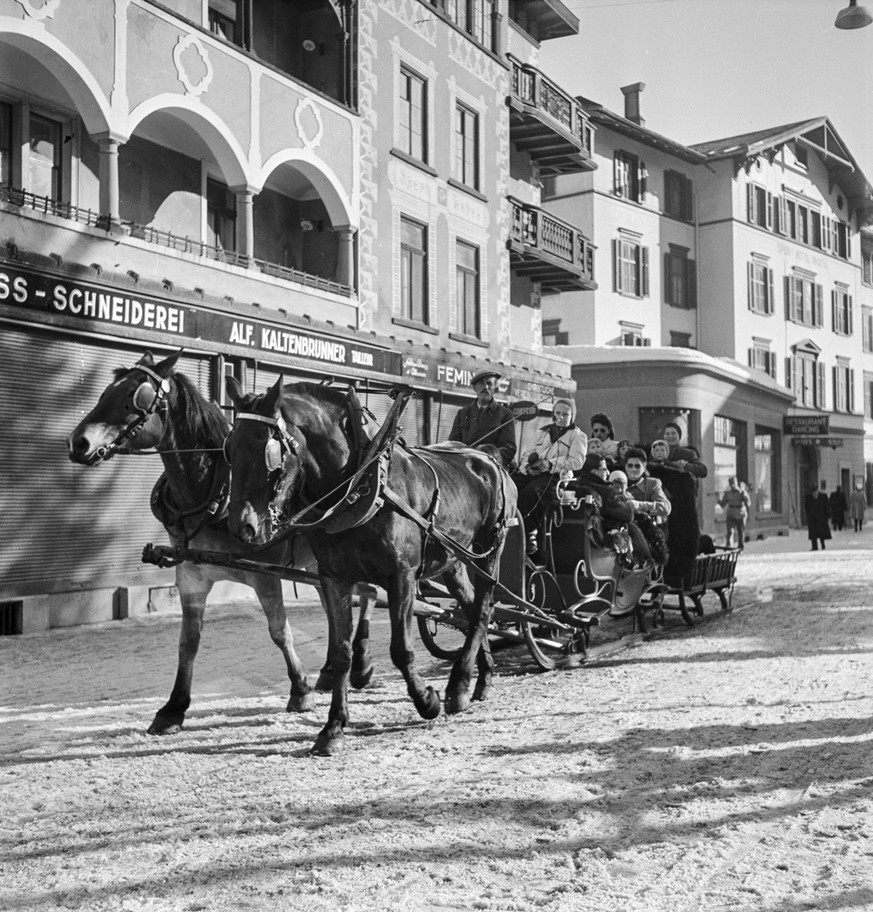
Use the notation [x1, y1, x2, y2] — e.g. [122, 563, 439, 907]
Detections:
[472, 681, 492, 703]
[286, 692, 316, 713]
[350, 664, 374, 690]
[147, 718, 183, 736]
[444, 689, 471, 715]
[417, 687, 442, 720]
[310, 732, 345, 756]
[315, 671, 334, 692]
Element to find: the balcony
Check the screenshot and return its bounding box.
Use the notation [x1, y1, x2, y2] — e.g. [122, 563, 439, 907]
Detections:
[508, 58, 595, 176]
[508, 198, 596, 293]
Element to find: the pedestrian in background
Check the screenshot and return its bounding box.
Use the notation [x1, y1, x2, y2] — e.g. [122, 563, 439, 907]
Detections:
[804, 483, 831, 551]
[829, 485, 848, 531]
[849, 482, 867, 532]
[718, 476, 751, 551]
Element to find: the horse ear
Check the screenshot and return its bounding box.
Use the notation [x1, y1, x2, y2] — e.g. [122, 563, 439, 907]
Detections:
[137, 350, 155, 366]
[263, 375, 285, 417]
[153, 349, 183, 376]
[225, 375, 245, 406]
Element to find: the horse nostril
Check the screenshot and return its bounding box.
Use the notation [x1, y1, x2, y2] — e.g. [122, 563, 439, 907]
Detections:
[241, 523, 256, 543]
[69, 436, 90, 460]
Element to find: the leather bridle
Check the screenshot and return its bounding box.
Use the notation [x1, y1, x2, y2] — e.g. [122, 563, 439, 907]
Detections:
[88, 364, 171, 465]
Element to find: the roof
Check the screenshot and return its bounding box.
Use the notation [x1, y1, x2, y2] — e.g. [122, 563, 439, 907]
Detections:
[576, 95, 708, 165]
[691, 117, 873, 217]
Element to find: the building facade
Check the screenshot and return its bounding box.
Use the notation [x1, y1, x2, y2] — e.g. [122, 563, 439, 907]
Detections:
[0, 0, 587, 631]
[542, 87, 873, 538]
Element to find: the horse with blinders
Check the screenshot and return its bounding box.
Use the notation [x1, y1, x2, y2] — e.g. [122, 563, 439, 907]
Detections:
[223, 375, 516, 755]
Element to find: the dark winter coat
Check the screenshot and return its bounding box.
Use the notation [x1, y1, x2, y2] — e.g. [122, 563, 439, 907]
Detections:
[804, 491, 832, 541]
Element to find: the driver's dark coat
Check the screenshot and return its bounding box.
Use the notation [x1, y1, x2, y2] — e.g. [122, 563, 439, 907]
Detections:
[449, 399, 517, 465]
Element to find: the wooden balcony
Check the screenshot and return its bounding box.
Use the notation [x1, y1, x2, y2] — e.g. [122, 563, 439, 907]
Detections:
[508, 198, 596, 293]
[508, 58, 595, 176]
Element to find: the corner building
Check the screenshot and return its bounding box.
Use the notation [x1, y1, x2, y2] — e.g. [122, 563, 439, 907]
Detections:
[0, 0, 587, 631]
[543, 90, 873, 539]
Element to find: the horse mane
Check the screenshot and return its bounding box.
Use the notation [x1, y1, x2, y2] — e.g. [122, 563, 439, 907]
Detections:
[114, 365, 230, 448]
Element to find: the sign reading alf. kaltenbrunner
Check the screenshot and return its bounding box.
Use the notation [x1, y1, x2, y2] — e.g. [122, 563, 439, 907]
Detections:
[0, 263, 401, 375]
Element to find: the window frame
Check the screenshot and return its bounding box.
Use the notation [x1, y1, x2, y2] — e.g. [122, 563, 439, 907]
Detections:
[454, 238, 480, 338]
[613, 234, 649, 298]
[664, 246, 696, 309]
[398, 64, 428, 165]
[206, 177, 237, 253]
[400, 214, 429, 325]
[613, 151, 645, 203]
[664, 170, 693, 220]
[747, 259, 775, 315]
[453, 101, 479, 191]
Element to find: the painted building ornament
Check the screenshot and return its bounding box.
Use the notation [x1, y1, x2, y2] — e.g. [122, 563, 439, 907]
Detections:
[173, 34, 213, 97]
[15, 0, 62, 19]
[294, 98, 324, 150]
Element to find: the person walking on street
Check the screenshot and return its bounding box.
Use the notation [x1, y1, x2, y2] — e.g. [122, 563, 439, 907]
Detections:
[804, 482, 831, 551]
[719, 476, 751, 550]
[849, 482, 867, 532]
[829, 485, 848, 531]
[449, 369, 517, 467]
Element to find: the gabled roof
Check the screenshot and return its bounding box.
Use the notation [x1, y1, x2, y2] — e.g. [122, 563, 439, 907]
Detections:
[691, 117, 873, 218]
[577, 95, 707, 164]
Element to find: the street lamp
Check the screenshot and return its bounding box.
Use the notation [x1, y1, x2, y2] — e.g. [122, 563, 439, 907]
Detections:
[835, 0, 873, 28]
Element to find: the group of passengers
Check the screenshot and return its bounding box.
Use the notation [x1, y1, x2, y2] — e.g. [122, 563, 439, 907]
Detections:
[447, 368, 708, 554]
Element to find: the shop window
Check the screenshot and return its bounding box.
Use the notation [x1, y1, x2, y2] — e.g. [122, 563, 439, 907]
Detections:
[714, 415, 747, 513]
[753, 427, 780, 513]
[831, 285, 853, 336]
[400, 215, 428, 324]
[613, 235, 649, 297]
[664, 246, 696, 309]
[454, 103, 479, 190]
[206, 178, 236, 252]
[399, 66, 427, 164]
[455, 239, 480, 338]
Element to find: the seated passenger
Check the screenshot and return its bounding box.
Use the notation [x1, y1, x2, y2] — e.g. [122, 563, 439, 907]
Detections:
[623, 447, 672, 526]
[590, 412, 619, 462]
[572, 454, 633, 526]
[615, 439, 634, 464]
[648, 438, 670, 465]
[516, 399, 588, 548]
[663, 420, 708, 479]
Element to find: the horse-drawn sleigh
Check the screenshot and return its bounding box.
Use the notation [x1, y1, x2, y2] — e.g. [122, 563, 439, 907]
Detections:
[68, 354, 738, 753]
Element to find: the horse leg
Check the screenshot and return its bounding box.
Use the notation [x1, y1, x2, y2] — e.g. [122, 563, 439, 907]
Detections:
[444, 563, 496, 715]
[387, 572, 441, 720]
[147, 565, 211, 735]
[350, 584, 377, 689]
[314, 584, 335, 692]
[316, 584, 376, 692]
[251, 574, 315, 713]
[311, 577, 354, 756]
[441, 564, 493, 704]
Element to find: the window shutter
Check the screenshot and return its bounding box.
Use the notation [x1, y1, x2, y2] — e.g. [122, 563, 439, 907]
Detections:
[683, 176, 693, 220]
[641, 247, 650, 297]
[849, 369, 856, 412]
[778, 197, 787, 235]
[847, 233, 852, 259]
[785, 356, 793, 390]
[686, 259, 696, 308]
[765, 192, 774, 230]
[817, 362, 827, 410]
[747, 262, 754, 311]
[769, 352, 776, 379]
[613, 155, 621, 195]
[639, 161, 647, 199]
[664, 252, 673, 305]
[767, 267, 775, 314]
[832, 289, 837, 331]
[612, 239, 620, 292]
[814, 284, 823, 327]
[747, 184, 756, 223]
[848, 296, 854, 335]
[784, 276, 791, 320]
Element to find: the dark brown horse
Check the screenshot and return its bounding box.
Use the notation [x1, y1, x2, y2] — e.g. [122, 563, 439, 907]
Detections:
[66, 351, 374, 735]
[224, 376, 516, 755]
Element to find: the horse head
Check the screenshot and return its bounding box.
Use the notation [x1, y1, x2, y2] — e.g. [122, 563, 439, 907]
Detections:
[67, 350, 182, 465]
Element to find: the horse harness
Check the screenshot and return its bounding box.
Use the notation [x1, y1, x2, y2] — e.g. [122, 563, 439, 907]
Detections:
[228, 386, 510, 569]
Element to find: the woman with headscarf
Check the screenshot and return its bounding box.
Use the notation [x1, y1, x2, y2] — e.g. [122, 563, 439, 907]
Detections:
[517, 399, 587, 551]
